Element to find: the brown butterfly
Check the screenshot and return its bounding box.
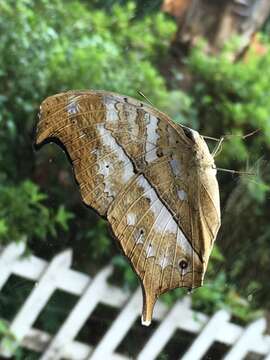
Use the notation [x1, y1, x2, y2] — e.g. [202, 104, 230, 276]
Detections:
[34, 90, 220, 326]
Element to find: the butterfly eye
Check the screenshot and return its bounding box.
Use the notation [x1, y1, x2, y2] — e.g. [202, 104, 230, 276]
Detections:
[179, 259, 188, 270]
[182, 127, 195, 142]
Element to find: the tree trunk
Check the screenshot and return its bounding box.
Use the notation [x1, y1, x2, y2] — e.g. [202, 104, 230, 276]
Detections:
[163, 0, 270, 55]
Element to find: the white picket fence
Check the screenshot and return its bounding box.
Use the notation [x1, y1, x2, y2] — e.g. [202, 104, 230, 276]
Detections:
[0, 242, 270, 359]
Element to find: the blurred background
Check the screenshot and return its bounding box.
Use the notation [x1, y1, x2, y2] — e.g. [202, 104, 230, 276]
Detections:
[0, 0, 270, 359]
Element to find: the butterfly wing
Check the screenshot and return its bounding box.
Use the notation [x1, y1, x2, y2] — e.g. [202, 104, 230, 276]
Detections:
[35, 90, 220, 325]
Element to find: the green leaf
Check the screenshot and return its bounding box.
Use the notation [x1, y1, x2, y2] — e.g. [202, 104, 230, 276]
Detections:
[55, 205, 74, 231]
[0, 219, 8, 236]
[0, 320, 8, 335]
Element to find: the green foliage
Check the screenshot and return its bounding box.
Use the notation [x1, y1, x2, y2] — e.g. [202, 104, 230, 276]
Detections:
[218, 166, 270, 316]
[184, 41, 270, 319]
[43, 1, 180, 114]
[0, 0, 269, 338]
[192, 246, 262, 323]
[0, 179, 73, 245]
[88, 0, 163, 16]
[0, 0, 182, 249]
[84, 219, 111, 260]
[0, 0, 180, 181]
[0, 319, 10, 338]
[112, 255, 139, 290]
[113, 243, 262, 323]
[0, 0, 194, 337]
[160, 245, 261, 323]
[0, 319, 19, 357]
[187, 39, 270, 167]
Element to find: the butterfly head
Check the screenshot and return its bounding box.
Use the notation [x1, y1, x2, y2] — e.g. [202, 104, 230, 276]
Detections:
[182, 126, 216, 170]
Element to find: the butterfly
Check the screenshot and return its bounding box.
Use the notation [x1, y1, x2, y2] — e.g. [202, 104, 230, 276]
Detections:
[35, 90, 220, 326]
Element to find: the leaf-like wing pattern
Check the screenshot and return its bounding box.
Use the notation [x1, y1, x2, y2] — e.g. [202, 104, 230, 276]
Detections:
[35, 90, 220, 325]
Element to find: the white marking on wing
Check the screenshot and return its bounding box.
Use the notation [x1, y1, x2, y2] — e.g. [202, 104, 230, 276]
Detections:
[90, 148, 99, 156]
[170, 158, 181, 177]
[159, 254, 172, 269]
[135, 175, 192, 261]
[134, 230, 145, 245]
[154, 209, 176, 233]
[67, 101, 79, 114]
[104, 97, 118, 123]
[146, 243, 155, 258]
[96, 124, 135, 196]
[145, 113, 159, 162]
[79, 133, 86, 139]
[177, 229, 191, 254]
[127, 213, 136, 226]
[177, 189, 187, 201]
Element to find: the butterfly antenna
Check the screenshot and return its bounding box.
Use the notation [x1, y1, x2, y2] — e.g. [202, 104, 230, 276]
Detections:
[212, 137, 224, 158]
[203, 135, 220, 141]
[213, 166, 255, 176]
[204, 128, 261, 142]
[137, 90, 154, 106]
[242, 128, 261, 139]
[205, 129, 261, 158]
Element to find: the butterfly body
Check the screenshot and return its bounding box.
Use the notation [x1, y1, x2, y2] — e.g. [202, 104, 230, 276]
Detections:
[35, 90, 220, 325]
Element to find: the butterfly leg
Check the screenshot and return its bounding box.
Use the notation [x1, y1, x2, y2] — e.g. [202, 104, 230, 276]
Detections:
[211, 136, 224, 158]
